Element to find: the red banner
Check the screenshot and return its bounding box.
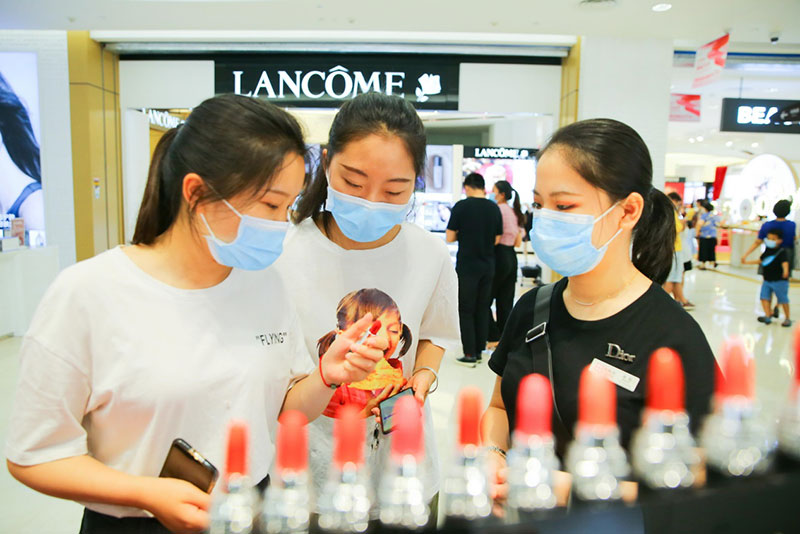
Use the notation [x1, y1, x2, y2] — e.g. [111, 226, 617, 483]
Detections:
[692, 34, 730, 88]
[712, 166, 728, 200]
[670, 94, 702, 122]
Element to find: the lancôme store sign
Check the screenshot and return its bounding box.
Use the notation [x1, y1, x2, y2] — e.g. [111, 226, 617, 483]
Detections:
[215, 53, 460, 110]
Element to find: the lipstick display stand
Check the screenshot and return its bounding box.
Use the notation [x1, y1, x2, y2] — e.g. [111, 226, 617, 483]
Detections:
[434, 455, 800, 534]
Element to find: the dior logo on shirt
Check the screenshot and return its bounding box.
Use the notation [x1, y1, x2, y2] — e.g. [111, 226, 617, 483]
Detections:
[256, 332, 288, 346]
[605, 343, 636, 363]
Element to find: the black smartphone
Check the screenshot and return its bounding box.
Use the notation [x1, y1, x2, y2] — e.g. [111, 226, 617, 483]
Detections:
[378, 388, 416, 434]
[159, 438, 219, 493]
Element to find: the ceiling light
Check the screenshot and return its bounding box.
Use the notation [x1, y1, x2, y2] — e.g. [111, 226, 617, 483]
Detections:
[652, 3, 672, 12]
[696, 136, 704, 141]
[751, 142, 759, 148]
[688, 138, 695, 143]
[725, 141, 733, 147]
[768, 87, 779, 93]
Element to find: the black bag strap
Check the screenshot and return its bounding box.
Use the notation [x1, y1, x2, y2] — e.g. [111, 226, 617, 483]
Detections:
[525, 283, 572, 457]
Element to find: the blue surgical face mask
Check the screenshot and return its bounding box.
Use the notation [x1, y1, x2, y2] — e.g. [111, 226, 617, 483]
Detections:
[324, 179, 411, 243]
[201, 199, 289, 271]
[488, 193, 497, 202]
[530, 203, 622, 277]
[764, 238, 779, 249]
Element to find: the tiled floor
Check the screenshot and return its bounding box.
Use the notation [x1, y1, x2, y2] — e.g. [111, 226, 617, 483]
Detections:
[1, 266, 797, 532]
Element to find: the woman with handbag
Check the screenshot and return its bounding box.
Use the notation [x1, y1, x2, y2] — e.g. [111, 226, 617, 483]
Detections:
[480, 119, 716, 514]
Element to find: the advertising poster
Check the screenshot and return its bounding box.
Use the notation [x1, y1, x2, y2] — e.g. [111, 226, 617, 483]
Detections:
[692, 34, 729, 88]
[0, 52, 44, 242]
[462, 146, 537, 206]
[418, 145, 453, 193]
[670, 94, 702, 122]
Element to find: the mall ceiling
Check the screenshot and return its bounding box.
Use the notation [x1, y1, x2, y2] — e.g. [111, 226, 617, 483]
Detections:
[2, 0, 800, 52]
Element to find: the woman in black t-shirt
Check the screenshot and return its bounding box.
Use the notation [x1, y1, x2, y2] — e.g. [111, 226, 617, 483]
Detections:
[480, 119, 716, 513]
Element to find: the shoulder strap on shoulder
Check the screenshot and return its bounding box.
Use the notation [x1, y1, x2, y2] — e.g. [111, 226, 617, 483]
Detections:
[525, 283, 554, 343]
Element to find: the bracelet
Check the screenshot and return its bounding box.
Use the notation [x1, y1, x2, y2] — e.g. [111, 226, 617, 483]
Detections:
[319, 361, 340, 390]
[412, 366, 439, 394]
[485, 445, 507, 459]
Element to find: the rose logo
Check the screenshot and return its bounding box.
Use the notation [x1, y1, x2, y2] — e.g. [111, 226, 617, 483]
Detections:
[415, 74, 441, 103]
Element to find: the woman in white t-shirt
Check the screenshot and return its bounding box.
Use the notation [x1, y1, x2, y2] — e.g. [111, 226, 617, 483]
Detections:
[5, 95, 386, 534]
[276, 93, 460, 523]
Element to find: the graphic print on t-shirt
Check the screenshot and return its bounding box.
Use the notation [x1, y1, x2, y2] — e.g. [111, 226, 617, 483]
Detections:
[317, 288, 412, 417]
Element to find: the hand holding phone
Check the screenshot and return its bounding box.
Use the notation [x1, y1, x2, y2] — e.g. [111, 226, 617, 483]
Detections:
[159, 439, 219, 493]
[378, 388, 416, 434]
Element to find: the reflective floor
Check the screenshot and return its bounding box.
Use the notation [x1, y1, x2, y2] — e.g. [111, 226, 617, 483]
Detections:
[1, 266, 797, 532]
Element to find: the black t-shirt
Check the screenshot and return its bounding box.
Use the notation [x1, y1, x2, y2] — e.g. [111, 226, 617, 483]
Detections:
[489, 278, 717, 454]
[761, 247, 789, 282]
[447, 197, 503, 273]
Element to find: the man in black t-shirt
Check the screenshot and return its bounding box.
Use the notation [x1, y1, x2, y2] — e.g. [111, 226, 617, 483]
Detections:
[447, 172, 503, 366]
[743, 228, 792, 327]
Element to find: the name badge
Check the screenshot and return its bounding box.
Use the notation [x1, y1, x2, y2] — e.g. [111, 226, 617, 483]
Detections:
[589, 358, 640, 393]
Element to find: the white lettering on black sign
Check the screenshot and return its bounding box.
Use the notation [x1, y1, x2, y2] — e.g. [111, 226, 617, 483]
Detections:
[231, 66, 443, 102]
[472, 147, 531, 159]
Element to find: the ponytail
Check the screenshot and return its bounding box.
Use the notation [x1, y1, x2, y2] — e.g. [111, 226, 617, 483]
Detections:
[494, 180, 525, 226]
[316, 330, 338, 359]
[131, 94, 305, 246]
[510, 187, 524, 227]
[132, 128, 180, 245]
[632, 189, 676, 285]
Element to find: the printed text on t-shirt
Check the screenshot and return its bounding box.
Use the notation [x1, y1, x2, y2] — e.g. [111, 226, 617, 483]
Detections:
[256, 332, 288, 346]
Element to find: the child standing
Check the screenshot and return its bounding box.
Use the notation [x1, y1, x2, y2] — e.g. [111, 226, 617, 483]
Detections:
[744, 228, 792, 326]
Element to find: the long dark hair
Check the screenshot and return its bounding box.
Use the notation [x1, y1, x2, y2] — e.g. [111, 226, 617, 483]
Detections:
[0, 72, 40, 183]
[539, 118, 675, 284]
[316, 288, 412, 359]
[494, 180, 524, 227]
[292, 92, 426, 232]
[132, 94, 306, 245]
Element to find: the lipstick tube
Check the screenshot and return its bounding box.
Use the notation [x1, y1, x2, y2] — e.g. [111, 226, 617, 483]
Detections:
[261, 411, 311, 534]
[378, 395, 429, 531]
[209, 420, 258, 534]
[631, 348, 702, 489]
[565, 366, 630, 502]
[317, 405, 371, 533]
[443, 387, 492, 522]
[778, 327, 800, 460]
[700, 337, 776, 477]
[506, 374, 559, 518]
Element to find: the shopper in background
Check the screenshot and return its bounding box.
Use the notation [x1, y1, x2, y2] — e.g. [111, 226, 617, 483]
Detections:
[480, 119, 716, 512]
[742, 199, 797, 273]
[280, 92, 460, 526]
[695, 199, 720, 269]
[742, 200, 797, 320]
[487, 180, 525, 347]
[5, 95, 386, 534]
[521, 202, 534, 263]
[664, 192, 694, 310]
[447, 172, 503, 367]
[742, 228, 792, 327]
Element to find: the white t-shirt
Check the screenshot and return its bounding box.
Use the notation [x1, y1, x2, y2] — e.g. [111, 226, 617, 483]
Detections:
[275, 218, 460, 510]
[5, 247, 313, 518]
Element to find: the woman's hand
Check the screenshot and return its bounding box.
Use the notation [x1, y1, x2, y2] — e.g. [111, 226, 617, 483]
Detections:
[405, 369, 436, 404]
[361, 382, 403, 419]
[140, 477, 211, 533]
[486, 449, 508, 517]
[321, 314, 388, 387]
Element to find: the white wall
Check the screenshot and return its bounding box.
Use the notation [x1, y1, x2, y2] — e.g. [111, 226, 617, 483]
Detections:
[458, 63, 562, 121]
[0, 30, 75, 268]
[121, 110, 149, 242]
[119, 60, 214, 241]
[119, 60, 214, 110]
[579, 37, 673, 189]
